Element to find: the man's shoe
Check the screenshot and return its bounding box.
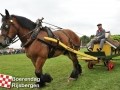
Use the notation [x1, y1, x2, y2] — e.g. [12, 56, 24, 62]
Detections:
[87, 48, 93, 52]
[97, 48, 102, 52]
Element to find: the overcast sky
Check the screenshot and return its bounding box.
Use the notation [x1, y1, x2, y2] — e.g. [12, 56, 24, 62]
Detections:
[0, 0, 120, 48]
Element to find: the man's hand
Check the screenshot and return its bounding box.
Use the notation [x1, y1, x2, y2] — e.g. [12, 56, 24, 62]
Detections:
[94, 37, 99, 40]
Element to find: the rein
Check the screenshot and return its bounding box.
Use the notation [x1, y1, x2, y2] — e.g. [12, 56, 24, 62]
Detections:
[11, 18, 43, 45]
[3, 17, 62, 47]
[11, 30, 33, 44]
[42, 21, 63, 29]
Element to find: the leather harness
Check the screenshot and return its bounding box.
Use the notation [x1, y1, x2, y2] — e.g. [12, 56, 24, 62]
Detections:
[23, 20, 78, 58]
[23, 25, 63, 58]
[37, 26, 60, 58]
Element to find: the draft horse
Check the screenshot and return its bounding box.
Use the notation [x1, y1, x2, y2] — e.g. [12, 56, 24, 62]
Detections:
[0, 10, 82, 87]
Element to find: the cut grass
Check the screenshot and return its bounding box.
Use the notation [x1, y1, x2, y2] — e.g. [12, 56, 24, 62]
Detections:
[0, 50, 120, 90]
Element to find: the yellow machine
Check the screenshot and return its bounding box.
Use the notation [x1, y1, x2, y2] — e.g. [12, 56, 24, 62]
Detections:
[44, 37, 116, 71]
[93, 43, 111, 56]
[93, 38, 120, 56]
[86, 35, 120, 70]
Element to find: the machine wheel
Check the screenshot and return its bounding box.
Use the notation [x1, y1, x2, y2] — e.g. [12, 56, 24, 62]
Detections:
[104, 61, 108, 66]
[88, 61, 94, 69]
[107, 61, 114, 71]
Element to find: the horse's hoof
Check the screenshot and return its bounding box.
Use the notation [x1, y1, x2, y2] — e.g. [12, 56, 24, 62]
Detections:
[68, 77, 77, 82]
[43, 73, 53, 83]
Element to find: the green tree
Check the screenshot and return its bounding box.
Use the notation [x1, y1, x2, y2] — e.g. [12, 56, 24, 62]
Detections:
[81, 35, 90, 46]
[111, 35, 120, 41]
[90, 35, 95, 40]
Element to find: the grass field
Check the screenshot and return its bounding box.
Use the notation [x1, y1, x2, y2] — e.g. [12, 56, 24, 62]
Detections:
[0, 49, 120, 90]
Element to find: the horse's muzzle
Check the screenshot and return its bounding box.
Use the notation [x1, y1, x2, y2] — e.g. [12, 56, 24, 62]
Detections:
[0, 35, 11, 48]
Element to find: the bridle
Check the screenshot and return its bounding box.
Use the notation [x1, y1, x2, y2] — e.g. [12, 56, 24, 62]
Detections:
[0, 17, 44, 47]
[0, 18, 34, 46]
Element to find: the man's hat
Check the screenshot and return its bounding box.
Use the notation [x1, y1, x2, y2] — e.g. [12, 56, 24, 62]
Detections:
[97, 23, 102, 26]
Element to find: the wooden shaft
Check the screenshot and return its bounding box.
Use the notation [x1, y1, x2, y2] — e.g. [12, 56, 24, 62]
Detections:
[44, 37, 98, 60]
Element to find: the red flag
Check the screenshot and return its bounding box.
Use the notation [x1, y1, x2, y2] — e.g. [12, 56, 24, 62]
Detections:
[0, 74, 12, 88]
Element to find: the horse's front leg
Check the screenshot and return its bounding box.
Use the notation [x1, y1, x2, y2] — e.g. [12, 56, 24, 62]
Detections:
[35, 57, 53, 87]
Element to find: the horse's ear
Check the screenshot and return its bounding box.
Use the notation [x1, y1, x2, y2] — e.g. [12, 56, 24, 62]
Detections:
[5, 9, 10, 18]
[0, 13, 4, 17]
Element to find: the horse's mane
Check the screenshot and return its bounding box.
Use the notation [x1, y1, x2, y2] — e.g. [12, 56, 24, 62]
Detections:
[11, 15, 36, 30]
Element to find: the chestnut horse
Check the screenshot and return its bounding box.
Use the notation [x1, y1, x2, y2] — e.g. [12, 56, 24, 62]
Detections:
[0, 10, 82, 87]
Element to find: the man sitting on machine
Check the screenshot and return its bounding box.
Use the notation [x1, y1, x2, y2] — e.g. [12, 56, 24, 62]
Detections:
[87, 23, 106, 52]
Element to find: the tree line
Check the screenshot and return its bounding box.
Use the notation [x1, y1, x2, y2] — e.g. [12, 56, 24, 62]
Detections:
[80, 35, 120, 46]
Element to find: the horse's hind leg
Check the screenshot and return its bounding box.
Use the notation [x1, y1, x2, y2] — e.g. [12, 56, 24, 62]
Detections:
[34, 57, 53, 87]
[68, 52, 82, 80]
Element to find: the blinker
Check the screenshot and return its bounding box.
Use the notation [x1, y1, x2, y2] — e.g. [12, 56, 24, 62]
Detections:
[10, 19, 13, 23]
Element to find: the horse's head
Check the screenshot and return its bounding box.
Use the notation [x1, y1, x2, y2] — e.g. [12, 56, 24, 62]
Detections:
[0, 9, 37, 47]
[0, 9, 18, 47]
